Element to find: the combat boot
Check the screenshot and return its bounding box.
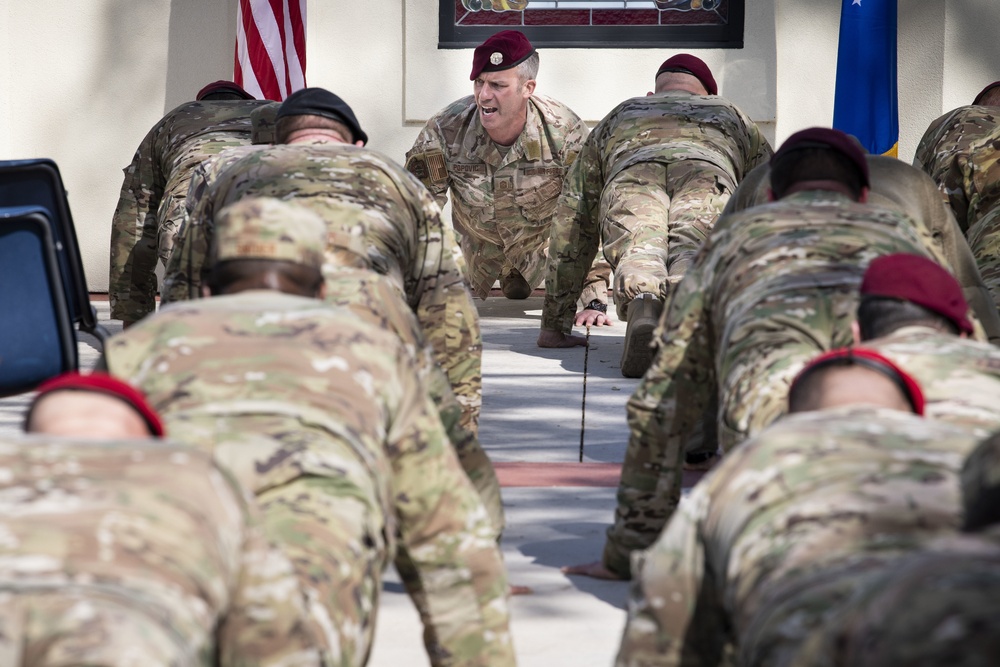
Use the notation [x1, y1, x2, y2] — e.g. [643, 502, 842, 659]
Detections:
[501, 268, 532, 300]
[620, 293, 663, 378]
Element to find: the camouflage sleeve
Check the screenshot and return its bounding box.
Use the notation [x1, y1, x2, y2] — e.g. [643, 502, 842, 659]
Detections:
[603, 259, 715, 577]
[160, 164, 214, 304]
[615, 490, 727, 667]
[388, 357, 514, 667]
[407, 178, 484, 436]
[562, 118, 611, 308]
[922, 187, 1000, 342]
[744, 119, 774, 174]
[217, 472, 325, 667]
[405, 123, 452, 210]
[720, 162, 770, 216]
[913, 113, 972, 230]
[541, 137, 605, 332]
[109, 127, 165, 323]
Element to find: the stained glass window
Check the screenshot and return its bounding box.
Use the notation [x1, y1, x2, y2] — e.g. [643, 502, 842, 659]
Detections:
[439, 0, 743, 48]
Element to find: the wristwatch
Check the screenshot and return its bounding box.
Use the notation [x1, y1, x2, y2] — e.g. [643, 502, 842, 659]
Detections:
[585, 299, 608, 314]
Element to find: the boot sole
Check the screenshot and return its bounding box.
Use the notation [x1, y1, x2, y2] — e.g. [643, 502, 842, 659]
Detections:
[620, 317, 656, 378]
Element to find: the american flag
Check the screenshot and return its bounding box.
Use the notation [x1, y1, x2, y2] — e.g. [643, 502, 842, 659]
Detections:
[234, 0, 306, 101]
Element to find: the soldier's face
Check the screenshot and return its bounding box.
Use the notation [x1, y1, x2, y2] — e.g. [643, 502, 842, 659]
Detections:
[473, 69, 535, 141]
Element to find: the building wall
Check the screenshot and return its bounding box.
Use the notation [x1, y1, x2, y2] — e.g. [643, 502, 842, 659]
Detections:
[1, 0, 997, 291]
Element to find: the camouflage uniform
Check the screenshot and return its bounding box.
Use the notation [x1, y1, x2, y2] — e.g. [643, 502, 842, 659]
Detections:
[543, 91, 772, 327]
[101, 292, 513, 667]
[108, 99, 268, 323]
[790, 537, 1000, 667]
[0, 436, 323, 666]
[725, 155, 1000, 341]
[405, 94, 610, 301]
[604, 190, 953, 577]
[913, 106, 1000, 311]
[863, 325, 1000, 433]
[322, 265, 504, 533]
[614, 406, 982, 667]
[161, 142, 484, 437]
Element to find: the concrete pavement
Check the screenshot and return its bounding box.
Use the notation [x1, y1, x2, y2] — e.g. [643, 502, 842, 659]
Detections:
[0, 295, 681, 666]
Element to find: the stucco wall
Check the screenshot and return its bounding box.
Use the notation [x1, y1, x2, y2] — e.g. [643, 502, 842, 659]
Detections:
[1, 0, 998, 291]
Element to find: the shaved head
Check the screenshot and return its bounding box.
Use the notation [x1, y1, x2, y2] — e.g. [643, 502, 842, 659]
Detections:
[654, 71, 709, 96]
[26, 391, 155, 439]
[788, 364, 914, 414]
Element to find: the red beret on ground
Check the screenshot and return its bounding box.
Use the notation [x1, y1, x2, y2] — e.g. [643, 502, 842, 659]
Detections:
[655, 54, 717, 95]
[973, 81, 1000, 106]
[771, 127, 870, 188]
[196, 80, 255, 101]
[470, 30, 536, 81]
[790, 347, 926, 416]
[32, 372, 165, 437]
[861, 253, 974, 335]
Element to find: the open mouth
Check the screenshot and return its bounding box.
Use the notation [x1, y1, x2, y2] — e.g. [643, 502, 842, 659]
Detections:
[480, 106, 498, 117]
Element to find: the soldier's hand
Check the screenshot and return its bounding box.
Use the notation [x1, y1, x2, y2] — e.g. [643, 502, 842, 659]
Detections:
[561, 560, 624, 580]
[537, 329, 588, 348]
[574, 308, 613, 327]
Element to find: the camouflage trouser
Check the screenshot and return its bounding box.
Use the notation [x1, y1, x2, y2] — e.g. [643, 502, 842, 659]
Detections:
[792, 549, 1000, 667]
[739, 560, 888, 667]
[258, 475, 390, 667]
[0, 591, 190, 664]
[156, 196, 184, 268]
[600, 160, 734, 320]
[968, 206, 1000, 314]
[717, 287, 856, 451]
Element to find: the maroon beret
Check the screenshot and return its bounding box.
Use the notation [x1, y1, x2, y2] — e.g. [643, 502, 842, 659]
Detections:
[790, 347, 926, 416]
[655, 54, 717, 96]
[973, 81, 1000, 106]
[861, 253, 974, 335]
[32, 372, 166, 436]
[470, 30, 536, 81]
[196, 80, 255, 101]
[771, 127, 870, 188]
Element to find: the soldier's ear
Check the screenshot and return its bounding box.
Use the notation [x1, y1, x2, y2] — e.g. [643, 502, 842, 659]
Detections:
[201, 285, 213, 299]
[766, 187, 777, 202]
[858, 186, 870, 204]
[646, 91, 654, 97]
[522, 79, 536, 98]
[851, 319, 862, 344]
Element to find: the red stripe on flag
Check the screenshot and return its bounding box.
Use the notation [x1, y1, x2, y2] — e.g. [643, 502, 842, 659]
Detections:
[288, 0, 306, 78]
[234, 0, 306, 101]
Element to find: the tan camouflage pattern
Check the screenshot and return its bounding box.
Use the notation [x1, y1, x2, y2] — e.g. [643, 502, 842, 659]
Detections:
[162, 141, 483, 438]
[914, 106, 1000, 314]
[101, 292, 513, 667]
[543, 91, 772, 329]
[725, 155, 1000, 341]
[405, 94, 610, 301]
[320, 266, 505, 533]
[913, 105, 1000, 233]
[0, 436, 323, 666]
[863, 326, 1000, 434]
[109, 99, 269, 323]
[614, 406, 983, 667]
[603, 190, 952, 577]
[214, 197, 327, 268]
[792, 535, 1000, 667]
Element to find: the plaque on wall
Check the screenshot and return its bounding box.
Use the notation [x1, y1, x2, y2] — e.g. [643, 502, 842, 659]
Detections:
[439, 1, 744, 49]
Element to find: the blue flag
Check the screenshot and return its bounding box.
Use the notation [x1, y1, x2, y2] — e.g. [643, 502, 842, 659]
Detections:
[833, 0, 898, 157]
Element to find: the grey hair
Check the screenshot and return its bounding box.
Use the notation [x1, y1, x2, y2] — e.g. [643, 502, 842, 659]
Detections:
[516, 51, 540, 85]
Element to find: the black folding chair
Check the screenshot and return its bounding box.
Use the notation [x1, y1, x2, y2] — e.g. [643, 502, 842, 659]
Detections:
[0, 158, 109, 345]
[0, 206, 78, 396]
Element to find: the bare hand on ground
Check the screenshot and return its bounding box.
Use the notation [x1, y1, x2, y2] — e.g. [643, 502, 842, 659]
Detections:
[574, 308, 613, 327]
